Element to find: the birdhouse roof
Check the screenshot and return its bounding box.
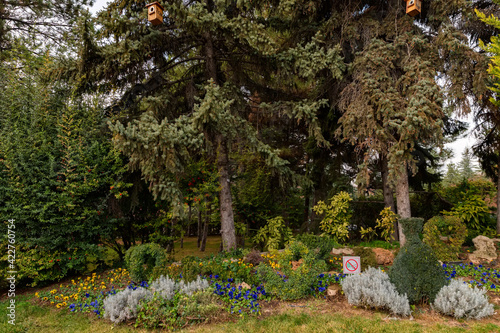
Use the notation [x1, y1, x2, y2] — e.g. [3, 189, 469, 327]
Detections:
[146, 2, 164, 10]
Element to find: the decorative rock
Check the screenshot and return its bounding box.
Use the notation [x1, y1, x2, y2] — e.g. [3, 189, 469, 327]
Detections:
[468, 235, 498, 264]
[327, 284, 341, 297]
[372, 248, 395, 266]
[236, 282, 251, 290]
[331, 247, 354, 256]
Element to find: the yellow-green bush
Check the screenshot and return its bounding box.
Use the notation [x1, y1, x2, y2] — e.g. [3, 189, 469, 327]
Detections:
[423, 216, 467, 261]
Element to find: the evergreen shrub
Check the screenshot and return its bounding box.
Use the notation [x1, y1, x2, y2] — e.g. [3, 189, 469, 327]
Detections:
[423, 216, 467, 261]
[433, 280, 494, 319]
[341, 267, 411, 316]
[295, 233, 339, 260]
[389, 218, 448, 304]
[125, 243, 167, 282]
[352, 246, 378, 271]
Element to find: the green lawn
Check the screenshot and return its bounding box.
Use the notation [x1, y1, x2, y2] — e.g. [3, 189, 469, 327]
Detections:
[172, 236, 223, 261]
[197, 311, 500, 333]
[0, 295, 145, 333]
[4, 294, 498, 333]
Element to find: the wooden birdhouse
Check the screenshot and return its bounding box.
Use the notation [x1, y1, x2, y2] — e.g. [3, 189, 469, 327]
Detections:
[405, 0, 421, 17]
[146, 2, 164, 26]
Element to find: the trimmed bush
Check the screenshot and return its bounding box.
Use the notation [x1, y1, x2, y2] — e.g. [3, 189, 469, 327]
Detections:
[389, 218, 448, 304]
[341, 267, 411, 316]
[352, 246, 378, 271]
[433, 280, 494, 319]
[125, 243, 167, 282]
[423, 216, 467, 261]
[295, 233, 339, 260]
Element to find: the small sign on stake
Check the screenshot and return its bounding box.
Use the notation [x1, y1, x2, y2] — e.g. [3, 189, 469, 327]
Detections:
[343, 256, 361, 274]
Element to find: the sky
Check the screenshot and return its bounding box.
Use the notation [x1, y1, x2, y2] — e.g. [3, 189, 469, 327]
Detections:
[88, 0, 476, 169]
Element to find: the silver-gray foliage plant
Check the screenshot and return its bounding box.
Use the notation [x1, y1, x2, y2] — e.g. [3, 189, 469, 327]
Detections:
[150, 275, 209, 300]
[103, 287, 152, 324]
[103, 275, 210, 323]
[432, 279, 494, 319]
[341, 267, 411, 316]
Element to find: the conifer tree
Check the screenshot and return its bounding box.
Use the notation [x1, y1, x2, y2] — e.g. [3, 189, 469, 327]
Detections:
[73, 0, 343, 250]
[474, 1, 500, 234]
[327, 0, 495, 244]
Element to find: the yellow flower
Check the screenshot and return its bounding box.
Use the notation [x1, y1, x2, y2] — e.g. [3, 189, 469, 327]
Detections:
[55, 296, 59, 300]
[50, 289, 57, 294]
[101, 285, 106, 289]
[110, 278, 114, 282]
[56, 304, 62, 308]
[35, 292, 39, 298]
[64, 296, 69, 301]
[51, 301, 54, 304]
[62, 302, 67, 306]
[60, 284, 63, 288]
[43, 297, 48, 301]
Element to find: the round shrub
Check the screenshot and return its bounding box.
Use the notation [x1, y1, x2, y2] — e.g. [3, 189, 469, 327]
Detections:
[389, 218, 448, 304]
[433, 279, 494, 319]
[125, 243, 167, 282]
[352, 246, 378, 271]
[295, 233, 339, 260]
[423, 216, 467, 261]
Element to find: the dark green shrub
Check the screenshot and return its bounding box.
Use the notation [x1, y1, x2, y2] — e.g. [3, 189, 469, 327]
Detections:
[178, 255, 203, 282]
[389, 218, 448, 304]
[295, 233, 339, 260]
[352, 247, 378, 271]
[423, 216, 467, 261]
[125, 243, 167, 282]
[286, 240, 311, 261]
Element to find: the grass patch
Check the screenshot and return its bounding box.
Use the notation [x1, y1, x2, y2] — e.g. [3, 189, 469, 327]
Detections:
[194, 310, 500, 333]
[172, 236, 223, 261]
[0, 294, 144, 333]
[356, 240, 399, 250]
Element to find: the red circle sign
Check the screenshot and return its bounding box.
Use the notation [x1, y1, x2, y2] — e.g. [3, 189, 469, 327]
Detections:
[345, 259, 359, 272]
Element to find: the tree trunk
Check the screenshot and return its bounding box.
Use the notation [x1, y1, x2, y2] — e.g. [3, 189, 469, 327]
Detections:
[396, 166, 411, 246]
[200, 198, 210, 252]
[217, 135, 237, 251]
[203, 27, 237, 251]
[497, 161, 500, 234]
[381, 155, 398, 240]
[197, 205, 202, 248]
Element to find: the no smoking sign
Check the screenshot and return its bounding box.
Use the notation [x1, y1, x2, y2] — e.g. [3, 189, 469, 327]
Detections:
[342, 256, 361, 274]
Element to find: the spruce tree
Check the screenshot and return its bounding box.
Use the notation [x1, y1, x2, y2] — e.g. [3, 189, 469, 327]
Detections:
[72, 0, 344, 250]
[474, 1, 500, 234]
[324, 0, 496, 245]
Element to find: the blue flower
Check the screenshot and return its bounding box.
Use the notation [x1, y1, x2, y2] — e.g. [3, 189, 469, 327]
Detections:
[491, 284, 496, 289]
